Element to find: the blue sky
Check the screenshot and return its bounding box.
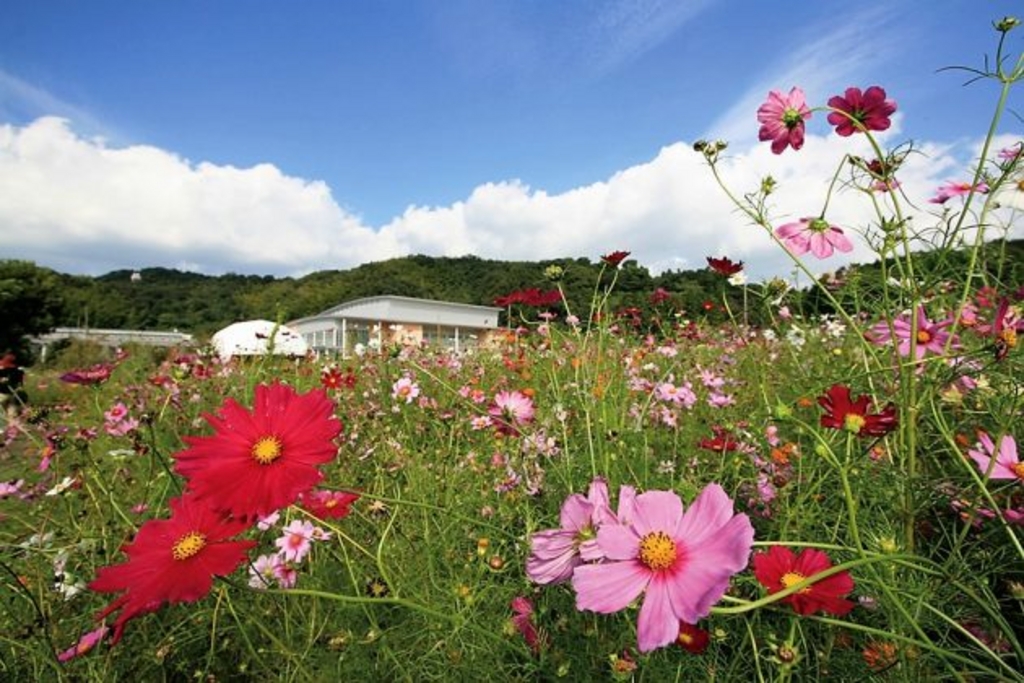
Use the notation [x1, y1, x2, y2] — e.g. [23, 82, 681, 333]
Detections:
[2, 0, 1022, 280]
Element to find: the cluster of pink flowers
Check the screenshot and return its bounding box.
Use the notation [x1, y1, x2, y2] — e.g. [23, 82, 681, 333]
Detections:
[103, 402, 139, 437]
[757, 84, 898, 260]
[525, 478, 754, 652]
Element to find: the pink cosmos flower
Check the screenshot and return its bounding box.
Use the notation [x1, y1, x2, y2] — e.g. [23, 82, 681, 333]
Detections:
[654, 381, 697, 407]
[488, 390, 536, 435]
[275, 520, 317, 563]
[866, 307, 958, 359]
[526, 478, 616, 584]
[57, 625, 109, 662]
[757, 87, 812, 154]
[775, 217, 854, 259]
[826, 86, 896, 136]
[249, 554, 284, 589]
[968, 432, 1022, 482]
[929, 180, 990, 204]
[392, 376, 420, 404]
[572, 484, 754, 652]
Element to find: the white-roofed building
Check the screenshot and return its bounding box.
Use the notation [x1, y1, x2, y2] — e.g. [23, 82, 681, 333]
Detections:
[288, 295, 502, 356]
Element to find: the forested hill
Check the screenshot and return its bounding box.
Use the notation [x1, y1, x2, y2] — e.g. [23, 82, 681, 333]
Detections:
[8, 238, 1024, 339]
[49, 254, 730, 335]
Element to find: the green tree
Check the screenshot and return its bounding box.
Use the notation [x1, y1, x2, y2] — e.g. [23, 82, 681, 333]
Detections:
[0, 260, 67, 363]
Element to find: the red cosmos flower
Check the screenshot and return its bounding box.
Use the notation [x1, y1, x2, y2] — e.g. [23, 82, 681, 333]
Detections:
[752, 546, 855, 616]
[300, 488, 360, 520]
[174, 382, 343, 519]
[676, 622, 710, 654]
[320, 366, 356, 390]
[650, 287, 672, 305]
[817, 384, 897, 437]
[59, 363, 114, 386]
[89, 495, 256, 644]
[601, 250, 631, 267]
[706, 256, 744, 276]
[699, 426, 740, 452]
[826, 86, 896, 136]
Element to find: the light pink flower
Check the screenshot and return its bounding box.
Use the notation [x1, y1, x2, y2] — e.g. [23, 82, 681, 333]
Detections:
[488, 390, 535, 435]
[275, 520, 316, 563]
[249, 554, 282, 589]
[929, 180, 989, 204]
[654, 381, 697, 407]
[775, 217, 854, 259]
[968, 432, 1022, 482]
[757, 87, 812, 154]
[526, 478, 616, 584]
[572, 484, 754, 652]
[392, 376, 420, 404]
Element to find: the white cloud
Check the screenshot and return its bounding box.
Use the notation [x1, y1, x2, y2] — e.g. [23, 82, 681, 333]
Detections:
[1, 116, 1019, 283]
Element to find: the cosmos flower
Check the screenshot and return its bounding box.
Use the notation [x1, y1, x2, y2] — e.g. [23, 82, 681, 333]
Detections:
[752, 545, 855, 616]
[572, 484, 754, 652]
[865, 307, 958, 360]
[173, 382, 343, 519]
[59, 364, 114, 386]
[526, 478, 616, 585]
[488, 390, 536, 435]
[817, 384, 898, 437]
[676, 622, 710, 654]
[89, 495, 255, 644]
[392, 376, 420, 403]
[510, 596, 545, 654]
[826, 86, 896, 136]
[757, 87, 812, 154]
[1000, 171, 1024, 207]
[706, 256, 744, 276]
[601, 250, 631, 267]
[929, 180, 989, 204]
[300, 488, 360, 520]
[775, 217, 854, 259]
[967, 431, 1022, 482]
[57, 625, 109, 662]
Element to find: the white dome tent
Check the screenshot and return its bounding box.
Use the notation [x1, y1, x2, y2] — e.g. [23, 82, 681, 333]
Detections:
[211, 320, 308, 360]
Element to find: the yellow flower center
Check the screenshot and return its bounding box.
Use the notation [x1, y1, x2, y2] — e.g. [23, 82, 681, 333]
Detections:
[172, 531, 207, 560]
[916, 330, 932, 344]
[780, 571, 812, 594]
[1001, 328, 1018, 349]
[251, 436, 283, 464]
[844, 413, 867, 434]
[678, 632, 695, 646]
[1017, 178, 1024, 191]
[1013, 462, 1024, 481]
[638, 531, 677, 571]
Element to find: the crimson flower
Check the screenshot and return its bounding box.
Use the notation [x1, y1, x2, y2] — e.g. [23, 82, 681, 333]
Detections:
[817, 384, 897, 437]
[174, 382, 343, 519]
[706, 256, 744, 276]
[650, 287, 672, 305]
[699, 426, 740, 452]
[601, 250, 631, 267]
[320, 366, 356, 390]
[676, 622, 710, 654]
[89, 495, 256, 644]
[300, 488, 360, 520]
[752, 546, 855, 616]
[757, 87, 812, 154]
[511, 596, 545, 654]
[826, 86, 896, 136]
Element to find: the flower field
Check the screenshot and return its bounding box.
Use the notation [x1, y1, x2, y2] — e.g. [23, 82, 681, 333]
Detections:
[2, 18, 1024, 683]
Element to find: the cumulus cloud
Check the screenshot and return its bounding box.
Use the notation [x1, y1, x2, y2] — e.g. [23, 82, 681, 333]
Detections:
[0, 115, 1018, 281]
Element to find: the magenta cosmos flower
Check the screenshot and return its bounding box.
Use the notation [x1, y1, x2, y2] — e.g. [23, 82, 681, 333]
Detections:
[526, 478, 616, 584]
[866, 307, 958, 360]
[826, 86, 896, 136]
[968, 432, 1022, 482]
[775, 217, 854, 259]
[572, 484, 754, 652]
[757, 87, 812, 154]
